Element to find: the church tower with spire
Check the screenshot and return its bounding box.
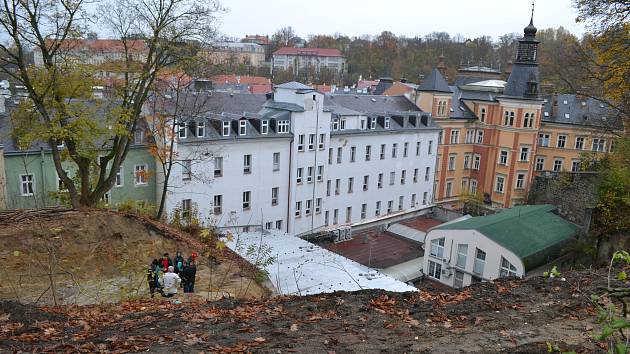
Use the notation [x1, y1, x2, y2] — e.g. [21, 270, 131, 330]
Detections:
[502, 13, 541, 99]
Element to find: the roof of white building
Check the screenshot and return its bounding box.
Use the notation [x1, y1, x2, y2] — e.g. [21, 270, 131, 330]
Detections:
[274, 81, 314, 90]
[227, 230, 418, 295]
[386, 223, 426, 244]
[381, 257, 424, 283]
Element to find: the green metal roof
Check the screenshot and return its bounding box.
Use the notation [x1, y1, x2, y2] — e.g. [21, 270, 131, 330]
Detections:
[436, 205, 580, 271]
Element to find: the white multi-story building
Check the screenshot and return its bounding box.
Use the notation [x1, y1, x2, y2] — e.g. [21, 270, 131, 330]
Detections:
[271, 48, 346, 76]
[164, 82, 440, 236]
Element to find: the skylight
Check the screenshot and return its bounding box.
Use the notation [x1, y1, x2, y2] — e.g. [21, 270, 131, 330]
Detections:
[564, 113, 570, 119]
[544, 112, 549, 117]
[563, 100, 568, 105]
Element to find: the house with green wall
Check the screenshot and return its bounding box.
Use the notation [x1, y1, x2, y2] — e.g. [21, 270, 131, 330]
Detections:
[0, 101, 157, 210]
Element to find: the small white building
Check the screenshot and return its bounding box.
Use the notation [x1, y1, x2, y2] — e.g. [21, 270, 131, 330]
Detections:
[422, 204, 579, 288]
[271, 48, 346, 75]
[164, 82, 440, 236]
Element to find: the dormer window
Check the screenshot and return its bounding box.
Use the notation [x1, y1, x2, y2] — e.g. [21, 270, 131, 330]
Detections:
[277, 120, 289, 133]
[480, 107, 486, 123]
[239, 120, 247, 135]
[222, 121, 230, 136]
[261, 120, 269, 134]
[134, 130, 144, 144]
[370, 117, 376, 129]
[563, 100, 568, 105]
[384, 117, 390, 129]
[177, 122, 187, 139]
[544, 112, 549, 117]
[360, 118, 366, 129]
[564, 113, 570, 119]
[197, 121, 205, 137]
[332, 118, 339, 131]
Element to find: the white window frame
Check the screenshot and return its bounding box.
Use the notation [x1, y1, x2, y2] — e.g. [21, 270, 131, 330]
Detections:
[427, 260, 442, 280]
[214, 157, 223, 177]
[277, 120, 289, 133]
[495, 175, 505, 193]
[429, 238, 445, 259]
[243, 154, 252, 174]
[499, 257, 517, 277]
[239, 120, 247, 135]
[115, 167, 124, 187]
[222, 121, 230, 136]
[182, 159, 192, 181]
[20, 174, 35, 196]
[134, 164, 148, 185]
[273, 152, 280, 171]
[213, 195, 222, 214]
[261, 120, 269, 135]
[243, 191, 251, 210]
[271, 187, 279, 206]
[197, 121, 205, 137]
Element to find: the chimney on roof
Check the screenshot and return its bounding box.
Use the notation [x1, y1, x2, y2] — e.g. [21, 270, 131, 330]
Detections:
[437, 54, 448, 78]
[552, 93, 558, 117]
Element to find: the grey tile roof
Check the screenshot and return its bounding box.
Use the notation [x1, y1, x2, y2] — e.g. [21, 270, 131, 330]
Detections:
[541, 94, 624, 130]
[417, 69, 452, 93]
[502, 63, 539, 99]
[324, 94, 420, 115]
[263, 101, 304, 112]
[373, 77, 393, 95]
[448, 86, 477, 120]
[164, 92, 268, 118]
[274, 81, 314, 90]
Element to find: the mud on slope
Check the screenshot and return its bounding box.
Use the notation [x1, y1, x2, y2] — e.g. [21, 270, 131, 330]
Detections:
[0, 209, 267, 305]
[0, 266, 624, 353]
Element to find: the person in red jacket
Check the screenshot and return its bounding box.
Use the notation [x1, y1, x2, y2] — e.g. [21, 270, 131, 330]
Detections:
[161, 253, 172, 270]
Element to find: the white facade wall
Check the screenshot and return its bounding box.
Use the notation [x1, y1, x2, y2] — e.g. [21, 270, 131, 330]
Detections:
[166, 138, 291, 230]
[422, 229, 524, 288]
[272, 54, 346, 73]
[164, 87, 439, 237]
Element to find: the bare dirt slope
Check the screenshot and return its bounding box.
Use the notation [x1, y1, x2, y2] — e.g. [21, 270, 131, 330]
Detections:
[0, 267, 620, 353]
[0, 209, 266, 305]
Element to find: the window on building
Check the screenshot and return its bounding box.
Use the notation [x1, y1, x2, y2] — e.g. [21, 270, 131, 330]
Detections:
[271, 187, 279, 206]
[465, 129, 474, 144]
[463, 154, 471, 169]
[297, 134, 305, 151]
[333, 209, 338, 224]
[324, 211, 329, 226]
[326, 180, 331, 196]
[360, 118, 366, 130]
[328, 148, 333, 165]
[377, 173, 383, 188]
[317, 165, 324, 182]
[305, 199, 312, 216]
[307, 167, 314, 183]
[499, 150, 508, 165]
[403, 142, 409, 157]
[370, 117, 376, 129]
[384, 117, 390, 129]
[592, 138, 606, 152]
[438, 131, 443, 144]
[450, 129, 460, 144]
[456, 244, 468, 268]
[425, 167, 431, 181]
[519, 146, 529, 161]
[275, 220, 283, 229]
[473, 248, 486, 274]
[315, 198, 322, 214]
[380, 144, 386, 160]
[500, 257, 517, 277]
[261, 120, 269, 134]
[516, 173, 526, 189]
[307, 134, 315, 150]
[495, 175, 505, 193]
[398, 196, 404, 211]
[430, 238, 445, 258]
[476, 130, 484, 144]
[448, 154, 456, 170]
[557, 135, 567, 148]
[454, 270, 465, 288]
[473, 155, 481, 170]
[571, 160, 581, 172]
[609, 140, 616, 153]
[332, 118, 339, 131]
[295, 201, 302, 217]
[504, 111, 515, 126]
[391, 143, 398, 158]
[375, 201, 381, 216]
[553, 159, 563, 172]
[400, 170, 406, 185]
[197, 121, 205, 137]
[416, 141, 421, 156]
[335, 179, 340, 195]
[222, 121, 230, 136]
[340, 118, 347, 130]
[239, 120, 247, 135]
[523, 112, 534, 128]
[387, 200, 393, 214]
[446, 181, 453, 197]
[134, 164, 148, 185]
[243, 154, 252, 174]
[177, 122, 187, 138]
[115, 167, 123, 187]
[214, 157, 223, 177]
[277, 120, 289, 133]
[182, 199, 192, 218]
[411, 193, 416, 207]
[538, 133, 550, 147]
[242, 191, 251, 210]
[273, 152, 280, 171]
[365, 145, 371, 161]
[347, 177, 354, 193]
[134, 129, 144, 144]
[422, 192, 428, 205]
[296, 168, 303, 184]
[350, 146, 356, 162]
[345, 206, 352, 223]
[480, 107, 486, 122]
[470, 179, 478, 194]
[389, 171, 395, 185]
[318, 134, 325, 149]
[265, 222, 273, 230]
[535, 157, 545, 171]
[360, 203, 367, 219]
[427, 260, 442, 280]
[361, 175, 369, 191]
[337, 147, 342, 163]
[213, 195, 222, 214]
[182, 160, 192, 181]
[428, 140, 433, 154]
[575, 136, 584, 150]
[413, 168, 419, 183]
[20, 174, 34, 196]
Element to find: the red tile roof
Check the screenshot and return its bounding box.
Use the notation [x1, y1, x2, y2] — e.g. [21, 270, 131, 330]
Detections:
[382, 82, 414, 96]
[211, 74, 270, 85]
[243, 35, 270, 45]
[319, 228, 422, 269]
[313, 84, 332, 93]
[249, 84, 272, 94]
[273, 47, 343, 57]
[399, 217, 444, 232]
[357, 80, 379, 90]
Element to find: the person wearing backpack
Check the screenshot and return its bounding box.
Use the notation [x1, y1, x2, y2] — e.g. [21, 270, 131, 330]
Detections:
[182, 258, 197, 293]
[147, 259, 160, 298]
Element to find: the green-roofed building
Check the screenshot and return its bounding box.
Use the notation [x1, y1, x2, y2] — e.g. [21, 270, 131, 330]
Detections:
[422, 204, 579, 288]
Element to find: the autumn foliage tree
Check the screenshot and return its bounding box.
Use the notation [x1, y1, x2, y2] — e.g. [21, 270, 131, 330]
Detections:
[0, 0, 223, 208]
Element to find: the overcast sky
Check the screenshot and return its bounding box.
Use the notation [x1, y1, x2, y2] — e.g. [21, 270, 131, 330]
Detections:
[218, 0, 585, 40]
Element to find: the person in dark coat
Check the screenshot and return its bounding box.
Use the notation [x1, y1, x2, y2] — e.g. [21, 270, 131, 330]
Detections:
[182, 258, 197, 293]
[147, 259, 160, 297]
[174, 251, 185, 275]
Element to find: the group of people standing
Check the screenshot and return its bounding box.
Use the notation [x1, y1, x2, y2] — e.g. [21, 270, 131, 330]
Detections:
[147, 251, 198, 298]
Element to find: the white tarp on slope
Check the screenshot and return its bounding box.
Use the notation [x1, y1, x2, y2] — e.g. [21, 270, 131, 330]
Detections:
[227, 230, 418, 296]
